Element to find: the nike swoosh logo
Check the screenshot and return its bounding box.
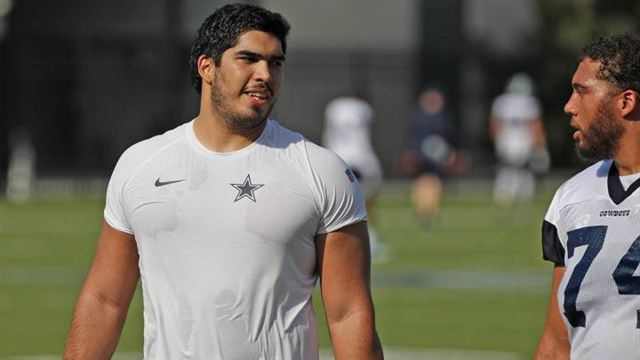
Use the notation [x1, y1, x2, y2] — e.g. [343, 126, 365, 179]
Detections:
[154, 178, 186, 187]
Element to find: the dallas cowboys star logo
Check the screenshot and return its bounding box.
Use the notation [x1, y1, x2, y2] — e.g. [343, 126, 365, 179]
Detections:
[230, 174, 264, 202]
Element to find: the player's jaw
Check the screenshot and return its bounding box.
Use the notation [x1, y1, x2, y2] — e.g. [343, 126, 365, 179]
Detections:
[573, 101, 625, 162]
[211, 78, 276, 132]
[237, 82, 277, 127]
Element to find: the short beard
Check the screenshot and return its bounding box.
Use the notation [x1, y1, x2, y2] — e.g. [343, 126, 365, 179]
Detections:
[575, 101, 625, 162]
[211, 70, 272, 133]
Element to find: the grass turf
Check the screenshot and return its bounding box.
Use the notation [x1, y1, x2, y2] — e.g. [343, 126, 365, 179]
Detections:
[0, 182, 556, 357]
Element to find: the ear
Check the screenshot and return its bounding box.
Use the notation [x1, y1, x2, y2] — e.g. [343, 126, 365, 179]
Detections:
[618, 89, 639, 118]
[197, 55, 215, 87]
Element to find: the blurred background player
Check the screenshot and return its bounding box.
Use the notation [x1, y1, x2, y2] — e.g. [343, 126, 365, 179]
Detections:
[323, 91, 385, 259]
[5, 127, 35, 203]
[489, 73, 549, 206]
[398, 86, 462, 225]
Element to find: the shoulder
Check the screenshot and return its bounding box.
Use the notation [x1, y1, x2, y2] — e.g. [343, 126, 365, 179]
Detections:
[112, 122, 189, 178]
[325, 97, 373, 123]
[493, 93, 538, 107]
[519, 94, 541, 113]
[493, 93, 541, 118]
[305, 139, 346, 169]
[491, 93, 509, 106]
[551, 160, 611, 210]
[262, 120, 348, 174]
[260, 120, 305, 149]
[491, 94, 510, 115]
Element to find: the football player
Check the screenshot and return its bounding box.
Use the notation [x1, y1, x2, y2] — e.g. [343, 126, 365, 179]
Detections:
[535, 33, 640, 359]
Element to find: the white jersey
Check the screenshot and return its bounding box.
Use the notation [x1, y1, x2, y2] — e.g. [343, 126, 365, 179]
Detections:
[491, 92, 541, 166]
[104, 119, 367, 360]
[542, 160, 640, 359]
[323, 97, 382, 198]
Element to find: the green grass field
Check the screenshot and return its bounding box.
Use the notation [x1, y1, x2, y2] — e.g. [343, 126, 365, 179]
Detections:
[0, 181, 557, 359]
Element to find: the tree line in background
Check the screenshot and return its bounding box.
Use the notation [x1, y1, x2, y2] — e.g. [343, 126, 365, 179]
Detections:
[536, 0, 640, 167]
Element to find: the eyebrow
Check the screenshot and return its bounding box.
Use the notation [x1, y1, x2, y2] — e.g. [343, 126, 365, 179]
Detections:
[236, 50, 286, 62]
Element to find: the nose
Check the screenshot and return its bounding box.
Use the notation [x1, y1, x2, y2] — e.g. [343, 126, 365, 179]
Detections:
[253, 60, 272, 83]
[564, 93, 577, 116]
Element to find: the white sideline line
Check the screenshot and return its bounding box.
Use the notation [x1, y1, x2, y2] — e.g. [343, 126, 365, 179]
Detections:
[5, 347, 524, 360]
[0, 266, 85, 286]
[321, 348, 523, 360]
[0, 265, 548, 293]
[372, 269, 548, 293]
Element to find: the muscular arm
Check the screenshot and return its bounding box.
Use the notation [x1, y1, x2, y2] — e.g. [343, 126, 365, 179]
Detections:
[316, 221, 383, 360]
[63, 222, 140, 360]
[534, 266, 570, 360]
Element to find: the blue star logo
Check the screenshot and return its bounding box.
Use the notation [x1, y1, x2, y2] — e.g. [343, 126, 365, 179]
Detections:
[230, 174, 264, 202]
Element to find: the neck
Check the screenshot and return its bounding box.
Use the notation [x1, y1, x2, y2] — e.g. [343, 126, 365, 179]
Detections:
[193, 112, 267, 153]
[613, 126, 640, 175]
[614, 154, 640, 176]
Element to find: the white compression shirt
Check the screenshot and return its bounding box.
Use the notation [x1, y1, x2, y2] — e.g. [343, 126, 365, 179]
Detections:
[104, 119, 367, 359]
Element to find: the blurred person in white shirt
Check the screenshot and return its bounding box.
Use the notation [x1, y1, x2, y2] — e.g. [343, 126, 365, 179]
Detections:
[490, 73, 549, 206]
[323, 90, 385, 259]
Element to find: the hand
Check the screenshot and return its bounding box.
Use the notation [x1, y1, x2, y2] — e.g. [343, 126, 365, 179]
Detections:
[397, 152, 420, 176]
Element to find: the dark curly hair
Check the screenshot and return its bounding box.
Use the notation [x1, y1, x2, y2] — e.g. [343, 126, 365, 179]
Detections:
[189, 3, 290, 93]
[579, 33, 640, 93]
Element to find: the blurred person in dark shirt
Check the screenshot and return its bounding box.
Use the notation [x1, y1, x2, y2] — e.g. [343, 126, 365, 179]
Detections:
[398, 86, 463, 225]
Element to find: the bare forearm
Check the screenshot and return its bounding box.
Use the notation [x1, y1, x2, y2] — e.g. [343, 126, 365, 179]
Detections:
[329, 311, 383, 360]
[63, 290, 129, 360]
[534, 341, 570, 360]
[534, 267, 569, 360]
[533, 330, 570, 360]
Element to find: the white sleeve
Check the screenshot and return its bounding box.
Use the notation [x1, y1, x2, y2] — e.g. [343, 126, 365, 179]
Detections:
[305, 142, 367, 234]
[103, 149, 135, 234]
[490, 96, 503, 119]
[528, 96, 542, 119]
[542, 185, 566, 265]
[544, 188, 561, 226]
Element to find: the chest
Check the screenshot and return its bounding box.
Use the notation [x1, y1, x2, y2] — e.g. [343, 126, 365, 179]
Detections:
[122, 155, 319, 247]
[559, 196, 640, 275]
[557, 197, 640, 327]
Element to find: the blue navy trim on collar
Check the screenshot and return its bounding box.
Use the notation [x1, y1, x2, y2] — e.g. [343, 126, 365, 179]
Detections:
[608, 162, 640, 205]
